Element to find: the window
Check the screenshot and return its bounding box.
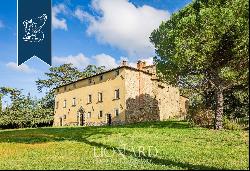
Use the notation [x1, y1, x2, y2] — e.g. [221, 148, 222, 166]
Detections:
[56, 101, 59, 109]
[88, 94, 92, 103]
[64, 115, 67, 119]
[87, 112, 91, 118]
[115, 108, 119, 117]
[72, 98, 76, 106]
[114, 89, 120, 99]
[89, 79, 92, 84]
[98, 92, 103, 102]
[57, 89, 59, 93]
[99, 111, 103, 118]
[63, 100, 67, 108]
[115, 70, 119, 76]
[100, 75, 103, 81]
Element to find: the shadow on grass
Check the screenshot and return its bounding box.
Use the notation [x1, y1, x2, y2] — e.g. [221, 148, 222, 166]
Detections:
[0, 121, 223, 170]
[117, 120, 193, 129]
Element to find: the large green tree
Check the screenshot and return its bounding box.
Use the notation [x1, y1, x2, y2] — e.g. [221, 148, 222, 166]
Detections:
[0, 87, 53, 129]
[150, 0, 249, 129]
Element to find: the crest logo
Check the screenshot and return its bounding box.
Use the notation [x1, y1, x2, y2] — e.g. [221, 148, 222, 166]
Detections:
[22, 14, 47, 43]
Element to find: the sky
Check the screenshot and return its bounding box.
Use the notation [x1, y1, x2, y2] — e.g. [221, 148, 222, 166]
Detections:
[0, 0, 192, 102]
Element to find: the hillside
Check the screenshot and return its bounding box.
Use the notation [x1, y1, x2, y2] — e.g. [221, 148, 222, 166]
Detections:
[0, 121, 248, 170]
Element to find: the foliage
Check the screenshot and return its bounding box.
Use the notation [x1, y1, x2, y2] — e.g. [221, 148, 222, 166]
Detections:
[224, 87, 249, 118]
[223, 117, 242, 130]
[187, 86, 249, 128]
[187, 106, 214, 128]
[0, 120, 248, 170]
[150, 0, 249, 129]
[0, 87, 53, 129]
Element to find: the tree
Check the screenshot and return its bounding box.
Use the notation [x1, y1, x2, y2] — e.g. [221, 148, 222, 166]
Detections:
[36, 64, 84, 93]
[0, 87, 22, 105]
[150, 0, 249, 129]
[0, 87, 54, 129]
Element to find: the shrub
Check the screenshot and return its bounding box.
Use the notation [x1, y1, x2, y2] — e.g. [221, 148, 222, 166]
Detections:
[223, 117, 243, 130]
[187, 107, 214, 128]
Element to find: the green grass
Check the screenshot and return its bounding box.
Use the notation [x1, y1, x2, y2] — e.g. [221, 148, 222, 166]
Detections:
[0, 121, 248, 170]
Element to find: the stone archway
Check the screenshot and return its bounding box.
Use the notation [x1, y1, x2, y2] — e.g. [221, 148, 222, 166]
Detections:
[77, 106, 85, 126]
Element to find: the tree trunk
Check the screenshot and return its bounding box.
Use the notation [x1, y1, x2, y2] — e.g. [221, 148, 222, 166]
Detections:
[214, 87, 224, 130]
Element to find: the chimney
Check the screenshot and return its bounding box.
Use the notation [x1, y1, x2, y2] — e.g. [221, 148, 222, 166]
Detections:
[121, 60, 128, 66]
[137, 60, 146, 70]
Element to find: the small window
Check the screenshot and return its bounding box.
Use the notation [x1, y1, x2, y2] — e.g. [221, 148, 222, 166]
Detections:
[100, 75, 103, 81]
[114, 89, 120, 99]
[99, 111, 103, 118]
[64, 115, 66, 119]
[115, 109, 119, 117]
[56, 101, 59, 109]
[98, 92, 103, 102]
[115, 70, 119, 76]
[87, 112, 91, 118]
[89, 79, 92, 84]
[63, 100, 66, 108]
[57, 89, 59, 93]
[72, 98, 76, 106]
[88, 95, 92, 103]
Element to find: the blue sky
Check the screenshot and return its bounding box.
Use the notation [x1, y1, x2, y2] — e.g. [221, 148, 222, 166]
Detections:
[0, 0, 192, 101]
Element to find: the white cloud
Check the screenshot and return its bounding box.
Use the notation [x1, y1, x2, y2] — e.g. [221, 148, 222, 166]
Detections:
[52, 4, 68, 30]
[74, 7, 94, 22]
[6, 62, 35, 73]
[53, 53, 119, 70]
[93, 53, 118, 69]
[53, 53, 90, 69]
[76, 0, 170, 58]
[0, 20, 4, 28]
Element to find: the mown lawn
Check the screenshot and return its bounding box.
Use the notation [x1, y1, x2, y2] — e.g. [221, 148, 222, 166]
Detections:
[0, 121, 248, 170]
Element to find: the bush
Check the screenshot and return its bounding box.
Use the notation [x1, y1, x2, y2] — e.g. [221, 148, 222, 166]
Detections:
[187, 108, 214, 128]
[223, 117, 244, 130]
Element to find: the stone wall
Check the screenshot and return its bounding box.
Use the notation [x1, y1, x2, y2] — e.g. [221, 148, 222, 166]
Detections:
[124, 69, 160, 123]
[125, 94, 160, 123]
[153, 81, 181, 120]
[124, 67, 186, 123]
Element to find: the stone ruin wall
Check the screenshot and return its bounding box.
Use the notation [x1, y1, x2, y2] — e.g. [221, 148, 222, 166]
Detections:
[124, 69, 160, 123]
[124, 68, 186, 123]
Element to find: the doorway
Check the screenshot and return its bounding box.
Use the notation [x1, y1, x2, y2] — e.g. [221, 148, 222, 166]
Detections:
[59, 117, 63, 126]
[107, 114, 112, 126]
[78, 107, 85, 126]
[79, 113, 85, 126]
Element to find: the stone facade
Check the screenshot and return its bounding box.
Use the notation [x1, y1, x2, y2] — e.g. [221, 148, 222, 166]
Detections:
[53, 60, 188, 127]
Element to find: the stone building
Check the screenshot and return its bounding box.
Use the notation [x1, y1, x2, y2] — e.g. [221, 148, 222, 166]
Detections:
[53, 60, 188, 126]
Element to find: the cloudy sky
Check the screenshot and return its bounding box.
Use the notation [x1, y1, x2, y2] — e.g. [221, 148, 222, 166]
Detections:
[0, 0, 191, 99]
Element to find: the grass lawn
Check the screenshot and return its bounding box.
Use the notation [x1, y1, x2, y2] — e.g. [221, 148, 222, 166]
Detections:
[0, 121, 248, 170]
